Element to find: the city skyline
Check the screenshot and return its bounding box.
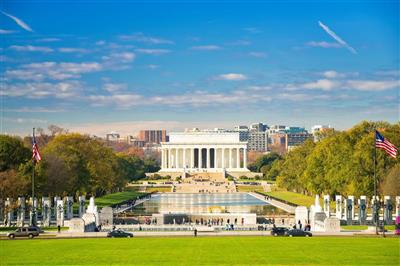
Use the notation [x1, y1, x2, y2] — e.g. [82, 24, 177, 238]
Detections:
[1, 1, 399, 136]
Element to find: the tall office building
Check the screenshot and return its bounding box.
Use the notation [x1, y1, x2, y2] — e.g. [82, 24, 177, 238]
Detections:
[138, 130, 167, 144]
[235, 123, 268, 152]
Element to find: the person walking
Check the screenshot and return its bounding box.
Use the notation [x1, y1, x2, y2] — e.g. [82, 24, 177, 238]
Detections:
[194, 228, 197, 237]
[57, 225, 61, 233]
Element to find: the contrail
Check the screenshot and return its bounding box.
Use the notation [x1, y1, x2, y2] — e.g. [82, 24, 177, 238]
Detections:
[318, 21, 356, 54]
[1, 10, 33, 32]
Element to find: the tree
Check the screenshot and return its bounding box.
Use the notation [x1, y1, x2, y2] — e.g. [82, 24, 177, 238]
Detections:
[0, 135, 31, 171]
[381, 164, 400, 198]
[0, 169, 30, 199]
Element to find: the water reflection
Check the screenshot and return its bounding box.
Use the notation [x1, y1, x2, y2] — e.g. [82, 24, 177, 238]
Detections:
[131, 193, 287, 215]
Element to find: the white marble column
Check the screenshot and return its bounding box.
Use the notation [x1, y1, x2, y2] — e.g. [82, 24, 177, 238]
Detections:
[214, 148, 217, 168]
[161, 149, 165, 168]
[175, 148, 178, 168]
[183, 148, 186, 168]
[222, 148, 225, 168]
[190, 148, 194, 168]
[243, 148, 247, 169]
[229, 148, 232, 169]
[168, 148, 172, 168]
[236, 148, 240, 168]
[206, 148, 210, 169]
[199, 147, 202, 168]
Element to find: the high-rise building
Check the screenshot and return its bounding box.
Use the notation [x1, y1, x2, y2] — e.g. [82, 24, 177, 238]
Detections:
[138, 130, 167, 144]
[234, 123, 268, 152]
[106, 132, 120, 142]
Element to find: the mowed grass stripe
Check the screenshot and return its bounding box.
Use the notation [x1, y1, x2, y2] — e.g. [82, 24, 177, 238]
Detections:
[0, 237, 398, 265]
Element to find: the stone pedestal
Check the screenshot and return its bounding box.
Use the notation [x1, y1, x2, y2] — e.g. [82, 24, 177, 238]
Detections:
[344, 196, 354, 224]
[78, 196, 85, 217]
[68, 218, 85, 233]
[335, 195, 342, 219]
[29, 197, 38, 226]
[295, 206, 309, 226]
[384, 196, 393, 225]
[42, 197, 51, 227]
[56, 200, 64, 226]
[324, 217, 340, 232]
[323, 195, 330, 217]
[358, 196, 367, 225]
[82, 213, 97, 232]
[371, 196, 379, 225]
[53, 196, 60, 218]
[396, 196, 400, 217]
[17, 197, 25, 227]
[5, 198, 13, 227]
[65, 196, 74, 220]
[86, 197, 99, 226]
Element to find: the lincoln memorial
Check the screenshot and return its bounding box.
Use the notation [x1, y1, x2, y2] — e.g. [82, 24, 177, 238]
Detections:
[157, 128, 255, 179]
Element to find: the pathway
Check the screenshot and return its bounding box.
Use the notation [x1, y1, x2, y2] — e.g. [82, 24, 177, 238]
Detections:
[248, 192, 296, 214]
[113, 196, 153, 214]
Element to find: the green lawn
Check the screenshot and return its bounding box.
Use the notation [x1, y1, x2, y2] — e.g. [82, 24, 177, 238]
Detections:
[262, 190, 336, 208]
[341, 225, 395, 231]
[236, 185, 264, 192]
[94, 191, 145, 208]
[0, 237, 397, 265]
[145, 186, 172, 193]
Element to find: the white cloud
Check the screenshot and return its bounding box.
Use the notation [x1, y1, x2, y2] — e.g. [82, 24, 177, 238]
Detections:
[36, 38, 61, 42]
[0, 29, 14, 34]
[214, 73, 248, 81]
[9, 45, 53, 52]
[248, 52, 267, 58]
[4, 118, 48, 124]
[321, 70, 345, 78]
[103, 83, 127, 93]
[277, 93, 330, 101]
[303, 79, 340, 91]
[243, 27, 261, 34]
[306, 41, 341, 48]
[119, 33, 174, 44]
[89, 94, 143, 107]
[4, 107, 65, 113]
[58, 47, 89, 53]
[1, 10, 33, 32]
[102, 52, 135, 63]
[228, 40, 251, 46]
[318, 21, 357, 54]
[2, 80, 83, 99]
[135, 49, 170, 55]
[345, 80, 398, 91]
[145, 64, 159, 70]
[190, 45, 221, 51]
[95, 40, 106, 46]
[5, 61, 102, 81]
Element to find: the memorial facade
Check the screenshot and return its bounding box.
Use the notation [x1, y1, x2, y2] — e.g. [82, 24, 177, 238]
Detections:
[158, 129, 252, 178]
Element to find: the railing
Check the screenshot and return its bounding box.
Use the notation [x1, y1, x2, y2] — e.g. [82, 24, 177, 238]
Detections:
[253, 191, 298, 207]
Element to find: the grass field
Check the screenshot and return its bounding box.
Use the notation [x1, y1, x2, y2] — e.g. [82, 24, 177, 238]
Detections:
[95, 191, 145, 207]
[145, 186, 172, 193]
[0, 237, 397, 265]
[236, 185, 264, 193]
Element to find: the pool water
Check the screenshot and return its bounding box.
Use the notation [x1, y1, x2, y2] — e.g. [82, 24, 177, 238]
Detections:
[130, 193, 288, 216]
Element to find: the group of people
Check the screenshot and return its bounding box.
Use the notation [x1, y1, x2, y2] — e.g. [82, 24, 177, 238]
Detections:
[291, 220, 311, 231]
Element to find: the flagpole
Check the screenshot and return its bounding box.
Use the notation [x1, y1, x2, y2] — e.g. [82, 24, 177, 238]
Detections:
[373, 130, 378, 235]
[31, 127, 36, 226]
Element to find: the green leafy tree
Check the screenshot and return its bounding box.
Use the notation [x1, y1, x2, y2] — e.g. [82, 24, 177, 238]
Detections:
[0, 135, 30, 171]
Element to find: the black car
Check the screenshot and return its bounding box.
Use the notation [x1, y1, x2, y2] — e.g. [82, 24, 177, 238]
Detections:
[107, 229, 133, 238]
[286, 229, 312, 237]
[271, 227, 289, 236]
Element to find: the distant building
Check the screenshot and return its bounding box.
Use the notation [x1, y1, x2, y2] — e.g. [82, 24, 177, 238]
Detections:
[311, 125, 333, 141]
[138, 130, 167, 144]
[286, 132, 313, 150]
[106, 132, 120, 142]
[235, 123, 268, 152]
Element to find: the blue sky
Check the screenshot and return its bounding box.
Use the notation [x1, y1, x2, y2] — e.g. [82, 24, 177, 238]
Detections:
[1, 1, 399, 136]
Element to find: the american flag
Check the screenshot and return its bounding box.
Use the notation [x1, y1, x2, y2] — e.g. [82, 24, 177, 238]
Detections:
[32, 135, 42, 162]
[375, 130, 398, 158]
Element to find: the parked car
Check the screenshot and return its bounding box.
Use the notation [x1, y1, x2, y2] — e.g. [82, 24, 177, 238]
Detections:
[286, 229, 312, 237]
[7, 227, 40, 239]
[271, 227, 289, 236]
[107, 229, 133, 238]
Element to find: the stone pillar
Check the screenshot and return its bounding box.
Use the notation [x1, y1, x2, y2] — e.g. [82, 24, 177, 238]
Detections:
[17, 197, 25, 227]
[42, 197, 51, 227]
[236, 148, 240, 168]
[183, 148, 186, 168]
[78, 196, 86, 217]
[5, 198, 13, 227]
[175, 148, 179, 168]
[323, 195, 330, 217]
[345, 196, 354, 224]
[29, 197, 38, 225]
[358, 196, 367, 225]
[168, 148, 171, 168]
[56, 200, 64, 226]
[384, 196, 393, 225]
[206, 148, 210, 169]
[243, 148, 247, 169]
[396, 196, 400, 217]
[65, 196, 74, 220]
[335, 195, 342, 219]
[53, 196, 60, 218]
[199, 147, 202, 169]
[229, 148, 232, 169]
[371, 196, 379, 225]
[161, 149, 165, 169]
[190, 148, 194, 169]
[214, 148, 217, 169]
[222, 148, 225, 169]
